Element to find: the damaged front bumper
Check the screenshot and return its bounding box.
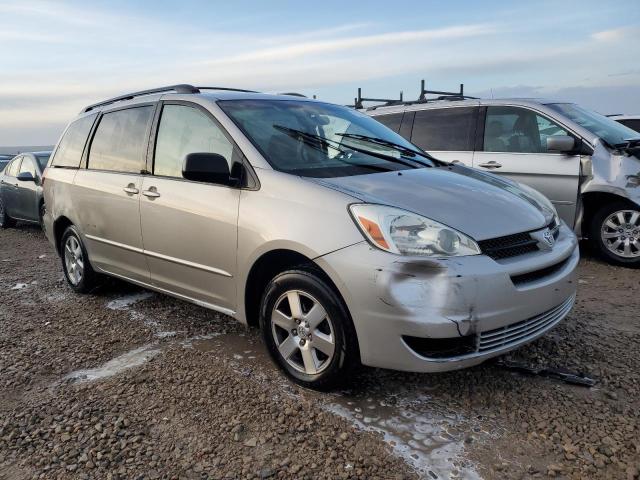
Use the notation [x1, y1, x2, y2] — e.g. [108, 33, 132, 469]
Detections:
[315, 223, 579, 373]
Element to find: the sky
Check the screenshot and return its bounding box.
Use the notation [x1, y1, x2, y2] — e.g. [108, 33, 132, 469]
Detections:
[0, 0, 639, 146]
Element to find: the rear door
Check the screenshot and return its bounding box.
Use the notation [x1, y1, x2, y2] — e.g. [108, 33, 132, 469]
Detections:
[139, 102, 241, 312]
[14, 155, 39, 221]
[73, 105, 154, 282]
[473, 106, 581, 225]
[409, 106, 478, 166]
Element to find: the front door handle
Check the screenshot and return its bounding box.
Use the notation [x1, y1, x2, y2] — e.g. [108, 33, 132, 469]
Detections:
[478, 161, 502, 169]
[142, 188, 160, 198]
[123, 184, 139, 195]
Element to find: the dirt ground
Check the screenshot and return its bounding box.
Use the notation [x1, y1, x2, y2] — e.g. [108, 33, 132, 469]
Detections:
[0, 225, 638, 480]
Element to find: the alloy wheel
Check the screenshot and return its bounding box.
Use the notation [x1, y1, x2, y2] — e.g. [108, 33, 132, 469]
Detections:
[270, 290, 336, 375]
[601, 209, 640, 259]
[64, 235, 85, 285]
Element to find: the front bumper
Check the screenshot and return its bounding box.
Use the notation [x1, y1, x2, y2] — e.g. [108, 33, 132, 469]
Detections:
[315, 223, 579, 373]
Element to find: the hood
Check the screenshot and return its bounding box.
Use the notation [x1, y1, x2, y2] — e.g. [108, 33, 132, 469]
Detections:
[309, 165, 552, 241]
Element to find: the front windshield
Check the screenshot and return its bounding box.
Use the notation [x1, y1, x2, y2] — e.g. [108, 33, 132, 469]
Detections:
[547, 103, 640, 146]
[219, 99, 434, 177]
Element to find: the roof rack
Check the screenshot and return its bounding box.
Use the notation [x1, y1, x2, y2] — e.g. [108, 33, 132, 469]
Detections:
[353, 88, 404, 109]
[354, 79, 477, 110]
[82, 84, 260, 112]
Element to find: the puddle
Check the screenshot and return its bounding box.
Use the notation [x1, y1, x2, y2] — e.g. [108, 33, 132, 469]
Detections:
[106, 291, 154, 310]
[323, 391, 480, 479]
[64, 344, 161, 383]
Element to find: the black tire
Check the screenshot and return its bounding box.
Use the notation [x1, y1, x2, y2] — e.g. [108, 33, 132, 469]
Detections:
[259, 268, 359, 390]
[0, 197, 16, 229]
[60, 225, 100, 293]
[589, 201, 640, 268]
[39, 202, 45, 229]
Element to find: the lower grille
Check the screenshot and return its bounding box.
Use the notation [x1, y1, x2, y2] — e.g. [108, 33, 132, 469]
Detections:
[477, 295, 575, 353]
[510, 257, 570, 286]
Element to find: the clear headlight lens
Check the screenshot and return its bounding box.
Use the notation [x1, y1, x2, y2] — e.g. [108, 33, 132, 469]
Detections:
[349, 204, 481, 257]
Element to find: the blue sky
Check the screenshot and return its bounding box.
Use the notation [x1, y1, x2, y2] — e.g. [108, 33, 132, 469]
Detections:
[0, 0, 639, 145]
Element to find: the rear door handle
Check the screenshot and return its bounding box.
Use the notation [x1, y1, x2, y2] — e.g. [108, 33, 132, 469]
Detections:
[123, 184, 139, 195]
[478, 161, 502, 169]
[142, 188, 160, 198]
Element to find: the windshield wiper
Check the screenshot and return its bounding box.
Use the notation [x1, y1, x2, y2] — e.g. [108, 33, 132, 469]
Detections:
[336, 133, 435, 166]
[273, 125, 421, 169]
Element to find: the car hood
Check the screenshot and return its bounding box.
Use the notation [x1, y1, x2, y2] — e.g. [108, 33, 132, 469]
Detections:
[309, 165, 553, 241]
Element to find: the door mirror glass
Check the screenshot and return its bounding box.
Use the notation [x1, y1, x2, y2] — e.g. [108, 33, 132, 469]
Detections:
[16, 171, 35, 182]
[546, 135, 575, 153]
[182, 152, 236, 185]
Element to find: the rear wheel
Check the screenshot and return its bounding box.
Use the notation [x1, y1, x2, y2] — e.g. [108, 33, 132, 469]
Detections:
[590, 202, 640, 268]
[0, 197, 16, 228]
[260, 269, 359, 390]
[61, 226, 99, 292]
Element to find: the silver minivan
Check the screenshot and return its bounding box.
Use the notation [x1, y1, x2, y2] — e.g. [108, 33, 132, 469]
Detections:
[43, 85, 578, 388]
[366, 96, 640, 267]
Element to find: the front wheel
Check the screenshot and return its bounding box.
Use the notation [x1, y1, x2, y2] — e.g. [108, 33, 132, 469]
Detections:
[61, 226, 100, 292]
[590, 202, 640, 268]
[259, 269, 359, 390]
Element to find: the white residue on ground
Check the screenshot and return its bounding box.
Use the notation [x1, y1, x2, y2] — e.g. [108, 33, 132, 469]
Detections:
[106, 291, 154, 310]
[11, 283, 28, 290]
[325, 393, 480, 480]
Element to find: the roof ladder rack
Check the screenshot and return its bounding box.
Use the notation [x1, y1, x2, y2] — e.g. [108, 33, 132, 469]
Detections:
[418, 79, 476, 101]
[354, 88, 404, 109]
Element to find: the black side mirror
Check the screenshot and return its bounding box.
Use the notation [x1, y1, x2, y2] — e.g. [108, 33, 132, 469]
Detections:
[16, 171, 35, 182]
[182, 152, 239, 186]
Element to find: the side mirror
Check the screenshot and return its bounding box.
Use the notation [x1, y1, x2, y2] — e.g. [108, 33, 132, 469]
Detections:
[182, 152, 238, 186]
[16, 171, 35, 182]
[546, 135, 575, 153]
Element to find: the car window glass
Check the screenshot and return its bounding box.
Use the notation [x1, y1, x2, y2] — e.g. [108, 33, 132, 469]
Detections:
[374, 113, 403, 133]
[411, 107, 476, 151]
[154, 104, 234, 178]
[52, 114, 97, 168]
[620, 119, 640, 133]
[7, 157, 21, 176]
[88, 106, 153, 173]
[484, 107, 568, 153]
[19, 157, 36, 177]
[35, 154, 51, 170]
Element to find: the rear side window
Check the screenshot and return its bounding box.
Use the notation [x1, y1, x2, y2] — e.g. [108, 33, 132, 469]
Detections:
[88, 106, 153, 173]
[374, 113, 403, 133]
[154, 104, 234, 178]
[51, 114, 97, 168]
[411, 107, 477, 151]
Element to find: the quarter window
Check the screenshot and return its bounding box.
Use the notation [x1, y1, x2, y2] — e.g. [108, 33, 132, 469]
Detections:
[51, 114, 97, 168]
[374, 113, 403, 133]
[88, 107, 153, 173]
[411, 107, 477, 151]
[154, 104, 234, 178]
[484, 107, 569, 153]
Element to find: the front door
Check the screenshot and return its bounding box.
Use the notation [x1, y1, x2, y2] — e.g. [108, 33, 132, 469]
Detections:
[140, 102, 240, 312]
[473, 106, 581, 226]
[1, 156, 21, 217]
[14, 156, 39, 221]
[73, 105, 154, 283]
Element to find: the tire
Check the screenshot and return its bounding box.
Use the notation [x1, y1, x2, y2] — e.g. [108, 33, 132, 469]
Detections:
[259, 268, 359, 390]
[60, 225, 100, 293]
[39, 203, 45, 229]
[589, 201, 640, 268]
[0, 197, 16, 229]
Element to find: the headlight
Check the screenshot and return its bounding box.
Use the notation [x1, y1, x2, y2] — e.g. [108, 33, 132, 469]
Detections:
[349, 204, 481, 257]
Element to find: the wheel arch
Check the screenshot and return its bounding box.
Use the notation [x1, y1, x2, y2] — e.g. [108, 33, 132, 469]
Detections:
[580, 191, 639, 238]
[52, 215, 74, 254]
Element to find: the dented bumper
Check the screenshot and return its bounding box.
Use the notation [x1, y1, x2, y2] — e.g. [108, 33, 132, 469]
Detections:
[315, 223, 579, 373]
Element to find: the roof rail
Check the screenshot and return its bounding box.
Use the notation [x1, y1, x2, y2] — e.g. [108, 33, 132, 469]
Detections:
[353, 79, 478, 110]
[277, 92, 307, 97]
[82, 84, 199, 112]
[82, 84, 262, 113]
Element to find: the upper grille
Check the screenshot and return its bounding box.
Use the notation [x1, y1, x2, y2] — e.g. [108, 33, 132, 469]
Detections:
[477, 294, 575, 353]
[478, 231, 539, 260]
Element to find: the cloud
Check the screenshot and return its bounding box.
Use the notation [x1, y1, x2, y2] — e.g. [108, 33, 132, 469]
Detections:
[591, 25, 639, 42]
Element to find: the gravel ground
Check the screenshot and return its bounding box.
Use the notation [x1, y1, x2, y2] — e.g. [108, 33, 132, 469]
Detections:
[0, 226, 638, 479]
